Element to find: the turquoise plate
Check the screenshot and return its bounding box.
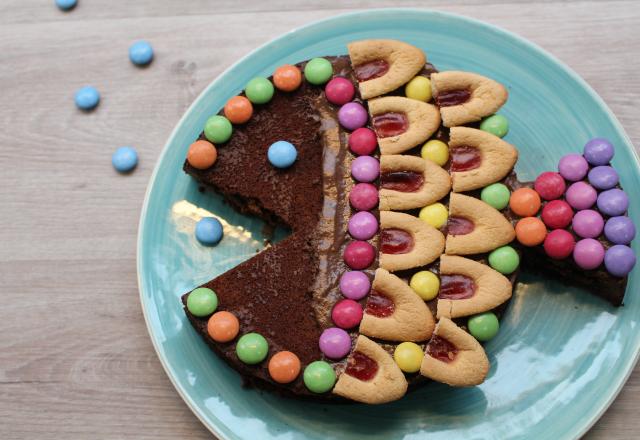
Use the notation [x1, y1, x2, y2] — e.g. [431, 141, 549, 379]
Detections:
[138, 9, 640, 440]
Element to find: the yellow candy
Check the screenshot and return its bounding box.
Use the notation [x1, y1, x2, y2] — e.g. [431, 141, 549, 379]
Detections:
[405, 76, 432, 102]
[421, 139, 449, 167]
[419, 203, 448, 229]
[410, 270, 440, 301]
[394, 342, 424, 373]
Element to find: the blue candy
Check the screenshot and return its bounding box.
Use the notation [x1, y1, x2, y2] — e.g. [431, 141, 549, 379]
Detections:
[75, 86, 100, 111]
[268, 141, 297, 169]
[112, 146, 138, 173]
[195, 217, 224, 246]
[56, 0, 77, 11]
[129, 40, 154, 66]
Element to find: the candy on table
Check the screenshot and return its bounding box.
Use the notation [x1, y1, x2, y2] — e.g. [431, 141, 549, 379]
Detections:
[129, 40, 154, 66]
[74, 85, 100, 110]
[245, 77, 275, 104]
[303, 58, 333, 85]
[393, 342, 423, 373]
[338, 102, 369, 131]
[224, 96, 253, 124]
[404, 76, 432, 102]
[325, 77, 355, 105]
[605, 245, 636, 277]
[604, 216, 636, 245]
[588, 166, 619, 190]
[303, 360, 336, 393]
[509, 188, 541, 217]
[195, 217, 224, 246]
[572, 209, 604, 239]
[468, 312, 500, 342]
[584, 137, 614, 166]
[56, 0, 77, 11]
[565, 182, 597, 210]
[479, 114, 509, 138]
[488, 245, 520, 274]
[319, 327, 352, 359]
[204, 115, 233, 144]
[558, 153, 589, 181]
[187, 140, 217, 169]
[236, 333, 269, 365]
[351, 155, 380, 183]
[112, 146, 138, 173]
[597, 188, 629, 216]
[348, 211, 378, 240]
[421, 139, 449, 166]
[339, 271, 371, 300]
[573, 238, 605, 270]
[331, 299, 363, 329]
[534, 172, 566, 201]
[409, 270, 440, 301]
[515, 217, 547, 247]
[187, 287, 218, 317]
[418, 203, 448, 229]
[541, 200, 573, 229]
[343, 240, 375, 269]
[268, 351, 301, 384]
[349, 183, 379, 211]
[267, 140, 298, 169]
[543, 229, 575, 260]
[207, 311, 240, 343]
[348, 127, 378, 156]
[481, 183, 511, 210]
[273, 64, 302, 92]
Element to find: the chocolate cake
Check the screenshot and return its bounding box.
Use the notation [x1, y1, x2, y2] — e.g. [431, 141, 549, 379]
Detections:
[178, 40, 636, 403]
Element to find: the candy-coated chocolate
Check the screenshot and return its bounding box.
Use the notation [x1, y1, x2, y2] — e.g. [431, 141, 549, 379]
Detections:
[56, 0, 77, 10]
[558, 153, 589, 181]
[187, 140, 217, 169]
[245, 77, 274, 104]
[421, 139, 449, 166]
[303, 361, 336, 393]
[573, 238, 605, 270]
[273, 64, 302, 92]
[195, 217, 224, 246]
[541, 200, 573, 229]
[509, 188, 541, 217]
[224, 96, 253, 124]
[588, 166, 619, 190]
[236, 333, 269, 365]
[488, 246, 520, 274]
[572, 209, 604, 239]
[74, 85, 100, 110]
[112, 146, 138, 173]
[204, 115, 233, 144]
[597, 189, 629, 216]
[187, 287, 218, 317]
[325, 77, 355, 105]
[351, 155, 380, 182]
[565, 182, 597, 210]
[409, 270, 440, 301]
[339, 271, 371, 300]
[128, 40, 154, 66]
[394, 342, 424, 373]
[515, 217, 547, 247]
[207, 311, 240, 343]
[331, 299, 363, 329]
[338, 102, 369, 131]
[604, 216, 636, 245]
[267, 140, 298, 168]
[418, 203, 448, 229]
[348, 128, 377, 156]
[584, 138, 614, 166]
[304, 58, 333, 85]
[348, 211, 378, 240]
[349, 183, 378, 211]
[481, 183, 511, 210]
[534, 172, 566, 201]
[544, 229, 575, 259]
[268, 351, 301, 384]
[404, 76, 432, 102]
[344, 240, 375, 270]
[479, 114, 509, 138]
[468, 312, 500, 342]
[604, 245, 636, 277]
[319, 327, 352, 359]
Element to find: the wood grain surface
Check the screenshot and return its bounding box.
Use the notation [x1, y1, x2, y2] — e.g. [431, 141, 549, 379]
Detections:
[0, 1, 638, 438]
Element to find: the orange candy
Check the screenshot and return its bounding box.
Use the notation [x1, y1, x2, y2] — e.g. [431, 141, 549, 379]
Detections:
[516, 217, 547, 246]
[224, 96, 253, 124]
[268, 351, 301, 384]
[187, 140, 217, 170]
[273, 64, 302, 92]
[207, 311, 240, 343]
[509, 188, 541, 217]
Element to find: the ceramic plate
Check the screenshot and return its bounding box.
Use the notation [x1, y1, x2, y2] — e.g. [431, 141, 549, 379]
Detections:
[138, 9, 640, 440]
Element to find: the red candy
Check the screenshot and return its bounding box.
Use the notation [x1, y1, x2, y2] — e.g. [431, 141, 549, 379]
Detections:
[349, 183, 378, 211]
[544, 229, 576, 260]
[534, 172, 566, 200]
[325, 77, 355, 105]
[332, 299, 363, 329]
[541, 200, 573, 229]
[348, 128, 377, 156]
[344, 240, 375, 269]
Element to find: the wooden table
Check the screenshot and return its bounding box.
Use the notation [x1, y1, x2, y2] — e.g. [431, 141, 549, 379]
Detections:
[1, 1, 638, 438]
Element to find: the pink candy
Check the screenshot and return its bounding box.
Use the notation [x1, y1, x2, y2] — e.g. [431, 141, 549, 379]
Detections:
[331, 299, 363, 329]
[348, 211, 378, 240]
[349, 183, 378, 211]
[344, 241, 375, 270]
[565, 182, 597, 210]
[338, 102, 368, 131]
[325, 77, 355, 106]
[348, 128, 377, 156]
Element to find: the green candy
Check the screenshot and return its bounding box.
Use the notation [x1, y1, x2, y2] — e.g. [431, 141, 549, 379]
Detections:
[488, 246, 520, 274]
[481, 183, 511, 210]
[468, 312, 500, 342]
[304, 58, 333, 85]
[186, 287, 218, 317]
[480, 114, 509, 138]
[236, 333, 269, 364]
[303, 360, 336, 393]
[204, 115, 233, 144]
[245, 77, 274, 104]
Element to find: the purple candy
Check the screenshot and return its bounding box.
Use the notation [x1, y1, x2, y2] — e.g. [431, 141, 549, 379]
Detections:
[348, 211, 378, 240]
[558, 154, 589, 181]
[597, 188, 629, 216]
[338, 102, 368, 131]
[604, 245, 636, 277]
[604, 216, 636, 244]
[339, 271, 371, 300]
[565, 182, 597, 210]
[351, 156, 380, 182]
[584, 138, 614, 166]
[319, 327, 352, 359]
[573, 238, 605, 270]
[349, 183, 379, 211]
[588, 166, 619, 190]
[572, 209, 604, 238]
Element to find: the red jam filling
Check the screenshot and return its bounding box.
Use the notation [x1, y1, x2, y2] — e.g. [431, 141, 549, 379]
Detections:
[380, 171, 424, 192]
[439, 274, 476, 300]
[354, 59, 390, 82]
[450, 145, 481, 172]
[365, 290, 395, 318]
[447, 217, 475, 236]
[372, 112, 409, 138]
[435, 89, 472, 107]
[345, 351, 379, 381]
[380, 228, 414, 254]
[426, 335, 458, 363]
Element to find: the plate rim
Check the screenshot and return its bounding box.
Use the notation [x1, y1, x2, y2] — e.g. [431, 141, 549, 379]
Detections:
[137, 8, 640, 440]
